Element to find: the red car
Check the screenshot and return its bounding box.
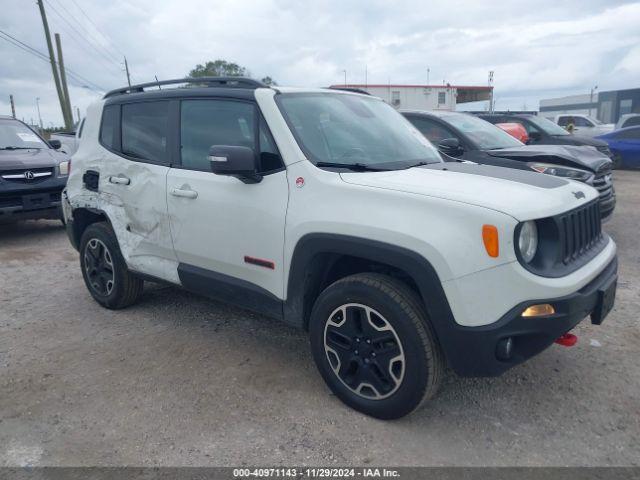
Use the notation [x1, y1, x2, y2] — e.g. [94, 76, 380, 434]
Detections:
[495, 122, 529, 143]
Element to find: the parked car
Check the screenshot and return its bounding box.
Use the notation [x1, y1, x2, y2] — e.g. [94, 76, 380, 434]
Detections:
[495, 122, 529, 143]
[596, 126, 640, 169]
[403, 111, 616, 219]
[479, 113, 613, 158]
[50, 128, 80, 156]
[0, 115, 70, 224]
[63, 77, 617, 419]
[554, 114, 614, 137]
[614, 113, 640, 130]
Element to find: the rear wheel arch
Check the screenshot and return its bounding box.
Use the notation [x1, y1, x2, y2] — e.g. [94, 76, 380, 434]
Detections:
[70, 208, 112, 250]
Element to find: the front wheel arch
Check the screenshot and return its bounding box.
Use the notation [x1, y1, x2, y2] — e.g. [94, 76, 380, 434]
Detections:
[284, 234, 457, 365]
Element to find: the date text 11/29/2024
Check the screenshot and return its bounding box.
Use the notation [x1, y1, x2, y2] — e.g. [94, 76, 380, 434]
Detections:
[233, 467, 400, 477]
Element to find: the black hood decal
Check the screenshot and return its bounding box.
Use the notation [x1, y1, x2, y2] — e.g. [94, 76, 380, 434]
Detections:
[422, 162, 568, 189]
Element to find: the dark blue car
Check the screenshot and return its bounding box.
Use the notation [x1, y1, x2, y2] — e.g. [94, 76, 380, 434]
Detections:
[597, 126, 640, 169]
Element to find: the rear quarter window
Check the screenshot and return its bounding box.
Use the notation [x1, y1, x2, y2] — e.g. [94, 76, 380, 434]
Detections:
[99, 105, 119, 150]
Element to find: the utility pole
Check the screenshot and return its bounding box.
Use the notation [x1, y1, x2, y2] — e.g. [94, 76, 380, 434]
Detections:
[589, 85, 598, 117]
[55, 33, 73, 130]
[36, 97, 43, 131]
[427, 67, 430, 85]
[9, 95, 16, 118]
[37, 0, 69, 130]
[342, 70, 347, 86]
[124, 56, 132, 87]
[488, 70, 495, 113]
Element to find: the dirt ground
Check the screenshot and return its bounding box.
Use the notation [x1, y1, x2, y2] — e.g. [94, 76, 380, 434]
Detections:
[1, 172, 639, 467]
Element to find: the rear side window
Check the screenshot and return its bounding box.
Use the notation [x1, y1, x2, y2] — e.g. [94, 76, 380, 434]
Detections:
[616, 128, 640, 140]
[121, 101, 170, 164]
[100, 105, 119, 150]
[408, 116, 458, 144]
[624, 117, 640, 128]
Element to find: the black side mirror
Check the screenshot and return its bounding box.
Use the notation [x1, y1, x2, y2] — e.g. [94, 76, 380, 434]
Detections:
[209, 145, 262, 184]
[438, 138, 463, 157]
[49, 139, 62, 150]
[528, 131, 542, 142]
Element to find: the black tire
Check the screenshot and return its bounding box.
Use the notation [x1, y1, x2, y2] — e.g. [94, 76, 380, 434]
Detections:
[309, 273, 443, 419]
[58, 206, 66, 227]
[79, 222, 144, 309]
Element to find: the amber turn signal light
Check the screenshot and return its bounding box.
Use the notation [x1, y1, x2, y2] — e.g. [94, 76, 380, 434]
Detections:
[521, 304, 556, 317]
[482, 224, 499, 258]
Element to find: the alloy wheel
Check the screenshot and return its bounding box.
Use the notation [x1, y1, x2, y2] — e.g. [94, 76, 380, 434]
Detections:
[324, 303, 405, 400]
[84, 238, 115, 296]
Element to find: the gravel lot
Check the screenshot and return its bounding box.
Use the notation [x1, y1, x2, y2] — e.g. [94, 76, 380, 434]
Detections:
[1, 172, 639, 467]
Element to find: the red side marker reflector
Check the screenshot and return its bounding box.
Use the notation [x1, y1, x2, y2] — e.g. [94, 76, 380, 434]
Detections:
[244, 255, 275, 270]
[555, 333, 578, 347]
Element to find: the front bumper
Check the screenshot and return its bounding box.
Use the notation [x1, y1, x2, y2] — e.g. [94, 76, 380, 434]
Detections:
[0, 176, 67, 223]
[443, 257, 617, 377]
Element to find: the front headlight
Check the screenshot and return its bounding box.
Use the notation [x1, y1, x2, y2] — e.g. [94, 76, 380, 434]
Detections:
[58, 161, 69, 176]
[518, 221, 538, 263]
[528, 162, 592, 182]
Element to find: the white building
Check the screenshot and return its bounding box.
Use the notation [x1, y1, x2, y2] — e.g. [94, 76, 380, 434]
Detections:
[330, 84, 493, 111]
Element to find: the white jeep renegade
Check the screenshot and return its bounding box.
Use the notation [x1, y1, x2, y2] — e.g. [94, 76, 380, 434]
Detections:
[63, 77, 618, 419]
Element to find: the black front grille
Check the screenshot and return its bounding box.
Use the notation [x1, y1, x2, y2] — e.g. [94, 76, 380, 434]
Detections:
[559, 201, 602, 265]
[591, 165, 614, 202]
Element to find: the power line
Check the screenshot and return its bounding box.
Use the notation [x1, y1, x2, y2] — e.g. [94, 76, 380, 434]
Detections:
[49, 0, 122, 65]
[67, 0, 126, 58]
[43, 0, 124, 78]
[0, 29, 103, 90]
[0, 29, 105, 92]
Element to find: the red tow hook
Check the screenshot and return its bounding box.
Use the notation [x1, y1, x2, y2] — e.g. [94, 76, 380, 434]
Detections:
[555, 333, 578, 347]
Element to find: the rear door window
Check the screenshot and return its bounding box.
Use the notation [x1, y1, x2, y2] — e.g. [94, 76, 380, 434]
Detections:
[121, 101, 170, 164]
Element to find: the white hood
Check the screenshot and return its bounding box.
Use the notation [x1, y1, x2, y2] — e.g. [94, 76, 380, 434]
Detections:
[340, 163, 599, 221]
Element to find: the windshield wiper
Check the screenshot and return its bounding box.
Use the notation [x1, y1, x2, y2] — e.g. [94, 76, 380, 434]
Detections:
[0, 146, 40, 150]
[315, 161, 389, 172]
[403, 161, 434, 169]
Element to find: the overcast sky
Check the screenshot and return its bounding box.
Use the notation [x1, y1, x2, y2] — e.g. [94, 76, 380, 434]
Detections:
[1, 0, 639, 127]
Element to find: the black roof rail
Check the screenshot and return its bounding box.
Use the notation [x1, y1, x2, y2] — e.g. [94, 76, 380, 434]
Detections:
[327, 86, 371, 95]
[103, 76, 269, 99]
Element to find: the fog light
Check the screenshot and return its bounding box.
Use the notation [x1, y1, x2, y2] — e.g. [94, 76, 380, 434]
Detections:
[521, 304, 555, 317]
[496, 337, 514, 361]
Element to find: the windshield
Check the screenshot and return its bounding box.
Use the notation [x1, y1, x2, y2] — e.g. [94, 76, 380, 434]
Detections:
[0, 119, 47, 149]
[527, 115, 570, 136]
[443, 114, 523, 150]
[277, 93, 442, 169]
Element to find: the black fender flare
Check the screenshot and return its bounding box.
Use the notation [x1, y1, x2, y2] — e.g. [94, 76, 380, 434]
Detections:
[283, 233, 459, 360]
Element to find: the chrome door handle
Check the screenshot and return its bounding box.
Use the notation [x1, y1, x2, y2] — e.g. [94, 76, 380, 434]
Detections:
[108, 175, 130, 185]
[170, 187, 198, 199]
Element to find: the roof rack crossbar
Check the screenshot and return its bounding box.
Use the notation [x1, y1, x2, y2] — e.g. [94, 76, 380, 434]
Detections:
[103, 76, 268, 99]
